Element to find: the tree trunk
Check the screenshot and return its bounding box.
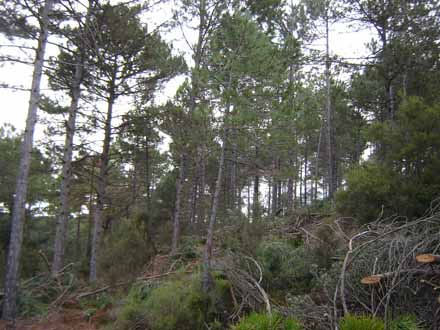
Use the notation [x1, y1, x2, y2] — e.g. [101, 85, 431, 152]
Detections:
[271, 159, 278, 215]
[197, 146, 206, 223]
[304, 142, 308, 205]
[253, 174, 259, 220]
[202, 88, 231, 292]
[2, 0, 53, 322]
[89, 82, 115, 282]
[325, 13, 336, 198]
[229, 129, 237, 209]
[287, 155, 294, 213]
[171, 153, 185, 255]
[315, 117, 324, 201]
[52, 53, 84, 274]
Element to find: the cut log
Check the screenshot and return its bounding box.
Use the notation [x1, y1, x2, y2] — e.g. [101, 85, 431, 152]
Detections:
[416, 254, 440, 264]
[361, 275, 384, 285]
[361, 269, 440, 285]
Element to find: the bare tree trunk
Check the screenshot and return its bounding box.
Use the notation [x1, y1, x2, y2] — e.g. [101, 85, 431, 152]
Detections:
[315, 117, 324, 201]
[2, 0, 53, 323]
[287, 156, 294, 213]
[197, 146, 206, 223]
[89, 83, 115, 282]
[298, 158, 303, 207]
[52, 53, 84, 274]
[86, 163, 95, 261]
[267, 179, 271, 214]
[189, 147, 204, 227]
[171, 154, 185, 255]
[325, 13, 336, 198]
[271, 159, 278, 215]
[202, 94, 231, 292]
[304, 142, 308, 205]
[253, 174, 259, 220]
[229, 129, 237, 209]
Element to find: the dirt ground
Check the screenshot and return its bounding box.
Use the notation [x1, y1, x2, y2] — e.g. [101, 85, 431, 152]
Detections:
[0, 309, 97, 330]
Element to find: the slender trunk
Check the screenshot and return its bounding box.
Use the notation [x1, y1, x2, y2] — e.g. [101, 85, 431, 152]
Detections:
[315, 117, 324, 201]
[267, 179, 271, 214]
[52, 53, 83, 274]
[197, 146, 206, 223]
[247, 183, 250, 217]
[287, 156, 293, 213]
[189, 148, 203, 227]
[202, 86, 231, 292]
[253, 174, 259, 220]
[76, 215, 81, 258]
[304, 142, 308, 206]
[187, 0, 206, 222]
[188, 173, 198, 228]
[293, 154, 297, 207]
[230, 129, 237, 209]
[89, 78, 116, 282]
[271, 159, 278, 215]
[86, 163, 95, 260]
[2, 0, 53, 322]
[144, 138, 151, 210]
[171, 154, 185, 255]
[325, 13, 336, 198]
[299, 158, 303, 207]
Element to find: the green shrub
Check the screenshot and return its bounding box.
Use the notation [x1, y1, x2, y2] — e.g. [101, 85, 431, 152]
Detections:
[231, 312, 301, 330]
[335, 163, 396, 223]
[389, 315, 423, 330]
[256, 241, 316, 297]
[339, 314, 384, 330]
[98, 220, 154, 283]
[114, 273, 232, 330]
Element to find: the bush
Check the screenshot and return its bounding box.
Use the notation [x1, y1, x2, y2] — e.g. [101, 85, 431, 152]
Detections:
[231, 312, 301, 330]
[114, 273, 232, 330]
[389, 315, 423, 330]
[339, 314, 384, 330]
[335, 163, 396, 223]
[98, 220, 154, 283]
[256, 241, 316, 298]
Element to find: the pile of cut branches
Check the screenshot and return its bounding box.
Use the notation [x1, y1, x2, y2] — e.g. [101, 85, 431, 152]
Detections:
[336, 203, 440, 328]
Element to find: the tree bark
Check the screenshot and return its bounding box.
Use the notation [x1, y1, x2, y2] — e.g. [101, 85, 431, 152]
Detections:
[253, 173, 260, 220]
[271, 159, 278, 215]
[89, 75, 116, 282]
[171, 153, 185, 255]
[2, 0, 53, 322]
[52, 53, 84, 274]
[202, 81, 231, 292]
[197, 146, 206, 223]
[304, 142, 308, 205]
[229, 128, 237, 209]
[325, 12, 336, 198]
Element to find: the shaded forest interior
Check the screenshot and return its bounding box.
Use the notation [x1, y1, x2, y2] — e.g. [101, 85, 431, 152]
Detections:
[1, 0, 440, 329]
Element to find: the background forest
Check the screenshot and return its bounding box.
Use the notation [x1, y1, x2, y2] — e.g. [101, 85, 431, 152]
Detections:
[0, 0, 440, 329]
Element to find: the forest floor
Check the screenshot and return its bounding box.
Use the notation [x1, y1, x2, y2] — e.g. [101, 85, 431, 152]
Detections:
[0, 308, 99, 330]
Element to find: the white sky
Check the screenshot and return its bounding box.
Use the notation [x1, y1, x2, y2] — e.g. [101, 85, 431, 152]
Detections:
[0, 3, 373, 144]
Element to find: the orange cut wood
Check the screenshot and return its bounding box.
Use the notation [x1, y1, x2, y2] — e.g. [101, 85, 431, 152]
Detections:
[416, 254, 440, 264]
[361, 275, 382, 285]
